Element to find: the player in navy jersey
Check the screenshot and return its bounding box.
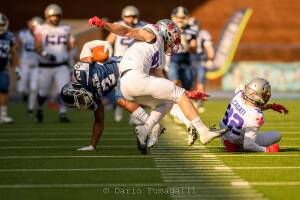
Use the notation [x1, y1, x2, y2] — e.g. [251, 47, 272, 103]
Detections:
[168, 6, 198, 90]
[0, 13, 19, 124]
[60, 40, 120, 150]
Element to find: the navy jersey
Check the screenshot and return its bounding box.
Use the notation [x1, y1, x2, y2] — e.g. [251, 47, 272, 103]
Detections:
[73, 57, 120, 102]
[177, 24, 198, 54]
[0, 31, 15, 70]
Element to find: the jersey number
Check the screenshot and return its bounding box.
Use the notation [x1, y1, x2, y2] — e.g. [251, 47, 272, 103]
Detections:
[45, 35, 67, 46]
[222, 104, 244, 135]
[101, 74, 116, 91]
[151, 51, 159, 68]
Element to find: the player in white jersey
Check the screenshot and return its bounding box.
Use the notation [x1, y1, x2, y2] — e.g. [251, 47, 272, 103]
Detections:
[220, 78, 288, 152]
[17, 17, 43, 115]
[106, 5, 147, 123]
[89, 17, 225, 152]
[35, 4, 73, 123]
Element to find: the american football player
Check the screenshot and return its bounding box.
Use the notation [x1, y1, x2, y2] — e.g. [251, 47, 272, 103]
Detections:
[17, 16, 43, 116]
[88, 17, 224, 152]
[0, 13, 19, 123]
[106, 5, 147, 123]
[34, 4, 73, 123]
[168, 6, 198, 90]
[61, 40, 165, 151]
[189, 17, 215, 113]
[220, 78, 288, 152]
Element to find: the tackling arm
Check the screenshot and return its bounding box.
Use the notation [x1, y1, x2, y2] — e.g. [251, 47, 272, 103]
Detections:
[89, 16, 156, 43]
[90, 101, 105, 148]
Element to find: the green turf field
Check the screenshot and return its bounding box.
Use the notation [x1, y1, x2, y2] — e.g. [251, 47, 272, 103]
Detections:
[0, 100, 299, 200]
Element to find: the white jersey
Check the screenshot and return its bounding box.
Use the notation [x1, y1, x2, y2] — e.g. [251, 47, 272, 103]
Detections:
[18, 29, 39, 66]
[196, 30, 213, 55]
[114, 20, 147, 57]
[36, 23, 70, 64]
[119, 24, 165, 74]
[220, 91, 265, 144]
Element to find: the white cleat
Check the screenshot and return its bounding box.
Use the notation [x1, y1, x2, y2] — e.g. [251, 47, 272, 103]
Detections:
[187, 126, 197, 146]
[0, 115, 13, 124]
[198, 129, 226, 145]
[147, 124, 166, 148]
[135, 125, 149, 154]
[114, 106, 123, 122]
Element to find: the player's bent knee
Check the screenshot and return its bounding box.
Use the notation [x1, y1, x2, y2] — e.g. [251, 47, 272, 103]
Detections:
[172, 86, 185, 103]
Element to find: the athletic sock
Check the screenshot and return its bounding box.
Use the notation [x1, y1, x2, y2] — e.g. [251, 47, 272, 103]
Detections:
[131, 107, 149, 124]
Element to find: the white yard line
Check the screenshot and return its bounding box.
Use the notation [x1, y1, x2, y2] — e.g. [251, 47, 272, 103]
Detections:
[232, 181, 300, 186]
[216, 166, 300, 170]
[0, 155, 155, 159]
[0, 168, 158, 172]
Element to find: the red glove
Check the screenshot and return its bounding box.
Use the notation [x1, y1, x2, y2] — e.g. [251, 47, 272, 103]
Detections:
[266, 143, 279, 153]
[186, 91, 210, 101]
[88, 16, 106, 28]
[270, 103, 288, 114]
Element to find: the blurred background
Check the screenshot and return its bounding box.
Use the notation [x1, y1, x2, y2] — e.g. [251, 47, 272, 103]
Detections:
[3, 0, 300, 94]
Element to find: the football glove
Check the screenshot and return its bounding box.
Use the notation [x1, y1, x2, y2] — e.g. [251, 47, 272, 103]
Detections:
[270, 103, 289, 114]
[88, 16, 106, 28]
[186, 91, 210, 101]
[266, 143, 279, 153]
[77, 145, 95, 151]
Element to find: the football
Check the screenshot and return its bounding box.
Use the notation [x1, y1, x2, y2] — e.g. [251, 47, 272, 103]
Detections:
[92, 46, 109, 62]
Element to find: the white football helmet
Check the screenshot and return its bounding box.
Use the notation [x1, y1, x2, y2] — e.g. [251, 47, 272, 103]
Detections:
[122, 5, 139, 18]
[0, 13, 9, 34]
[243, 78, 271, 106]
[44, 4, 63, 18]
[156, 19, 181, 55]
[30, 16, 44, 27]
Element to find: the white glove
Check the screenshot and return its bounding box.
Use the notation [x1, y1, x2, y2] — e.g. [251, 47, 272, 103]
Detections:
[77, 145, 95, 151]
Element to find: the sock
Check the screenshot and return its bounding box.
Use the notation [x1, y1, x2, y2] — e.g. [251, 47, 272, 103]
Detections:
[131, 107, 149, 124]
[170, 104, 191, 128]
[0, 106, 7, 117]
[191, 117, 208, 133]
[28, 90, 37, 111]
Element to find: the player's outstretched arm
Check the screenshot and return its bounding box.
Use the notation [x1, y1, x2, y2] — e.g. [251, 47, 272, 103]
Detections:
[88, 16, 155, 43]
[261, 103, 289, 114]
[78, 101, 105, 151]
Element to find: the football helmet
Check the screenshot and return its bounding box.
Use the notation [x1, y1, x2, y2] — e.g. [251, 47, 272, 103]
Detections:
[0, 13, 9, 34]
[44, 4, 63, 18]
[156, 19, 181, 55]
[171, 6, 189, 28]
[122, 5, 139, 18]
[30, 16, 44, 27]
[243, 78, 271, 106]
[60, 82, 95, 110]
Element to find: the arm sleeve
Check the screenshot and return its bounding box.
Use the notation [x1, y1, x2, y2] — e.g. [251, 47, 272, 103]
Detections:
[243, 127, 266, 152]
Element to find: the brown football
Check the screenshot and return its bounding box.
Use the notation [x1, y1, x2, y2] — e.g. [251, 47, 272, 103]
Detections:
[92, 46, 109, 62]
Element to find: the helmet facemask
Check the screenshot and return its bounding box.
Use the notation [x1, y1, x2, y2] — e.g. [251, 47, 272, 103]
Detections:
[243, 78, 271, 107]
[61, 83, 95, 110]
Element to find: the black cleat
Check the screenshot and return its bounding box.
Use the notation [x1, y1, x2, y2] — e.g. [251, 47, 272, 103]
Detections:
[59, 113, 71, 123]
[36, 110, 43, 123]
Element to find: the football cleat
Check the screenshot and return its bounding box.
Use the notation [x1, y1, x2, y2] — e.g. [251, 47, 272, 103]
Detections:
[114, 106, 123, 122]
[59, 113, 71, 123]
[0, 115, 13, 124]
[135, 125, 149, 154]
[187, 126, 197, 146]
[198, 128, 227, 145]
[36, 110, 43, 123]
[266, 143, 279, 153]
[147, 124, 166, 148]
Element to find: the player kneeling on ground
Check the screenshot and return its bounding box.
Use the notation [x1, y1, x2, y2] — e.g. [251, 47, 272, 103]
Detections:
[220, 78, 288, 153]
